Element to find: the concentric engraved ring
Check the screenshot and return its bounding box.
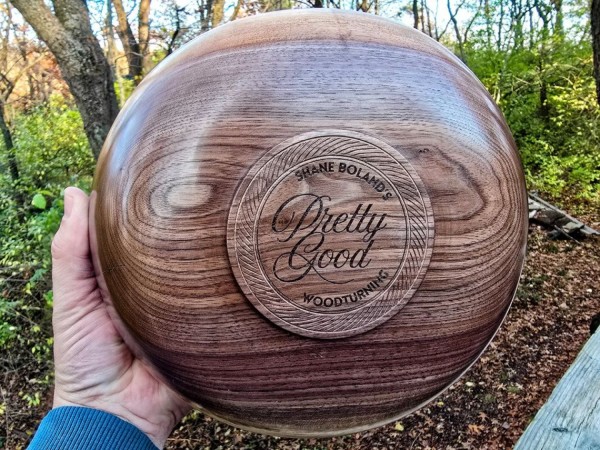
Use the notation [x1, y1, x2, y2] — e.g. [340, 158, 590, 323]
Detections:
[227, 130, 434, 339]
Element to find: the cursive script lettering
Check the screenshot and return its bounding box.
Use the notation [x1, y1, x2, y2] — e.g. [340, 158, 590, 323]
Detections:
[270, 194, 387, 283]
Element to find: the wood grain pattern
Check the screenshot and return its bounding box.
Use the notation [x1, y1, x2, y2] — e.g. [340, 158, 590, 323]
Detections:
[514, 332, 600, 449]
[91, 9, 528, 437]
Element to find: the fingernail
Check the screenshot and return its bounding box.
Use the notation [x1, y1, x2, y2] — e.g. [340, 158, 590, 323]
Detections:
[64, 191, 73, 219]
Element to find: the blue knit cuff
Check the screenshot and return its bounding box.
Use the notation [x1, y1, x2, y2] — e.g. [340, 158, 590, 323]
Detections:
[28, 406, 158, 450]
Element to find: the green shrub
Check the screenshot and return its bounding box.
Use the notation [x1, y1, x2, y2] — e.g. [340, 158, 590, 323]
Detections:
[466, 39, 600, 200]
[0, 96, 93, 353]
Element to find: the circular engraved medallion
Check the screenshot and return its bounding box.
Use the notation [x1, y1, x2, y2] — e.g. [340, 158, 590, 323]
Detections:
[227, 130, 434, 339]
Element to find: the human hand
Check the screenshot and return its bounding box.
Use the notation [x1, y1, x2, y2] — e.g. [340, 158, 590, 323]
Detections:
[51, 187, 190, 448]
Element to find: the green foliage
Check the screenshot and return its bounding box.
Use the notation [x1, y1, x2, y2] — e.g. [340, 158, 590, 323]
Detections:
[0, 96, 93, 358]
[464, 35, 600, 201]
[31, 193, 47, 209]
[0, 298, 21, 347]
[114, 77, 137, 107]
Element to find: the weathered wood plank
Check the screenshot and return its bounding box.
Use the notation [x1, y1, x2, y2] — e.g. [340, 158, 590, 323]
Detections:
[514, 331, 600, 449]
[528, 192, 600, 237]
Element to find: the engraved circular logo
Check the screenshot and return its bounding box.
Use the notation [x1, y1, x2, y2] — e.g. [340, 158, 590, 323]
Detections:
[227, 130, 434, 339]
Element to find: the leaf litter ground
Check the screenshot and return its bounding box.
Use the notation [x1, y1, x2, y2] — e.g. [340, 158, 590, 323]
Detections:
[2, 210, 598, 450]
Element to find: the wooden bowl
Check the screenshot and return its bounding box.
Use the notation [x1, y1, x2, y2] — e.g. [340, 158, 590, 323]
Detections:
[91, 9, 527, 437]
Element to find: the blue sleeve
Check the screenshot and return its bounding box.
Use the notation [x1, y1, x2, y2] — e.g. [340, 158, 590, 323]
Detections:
[28, 406, 158, 450]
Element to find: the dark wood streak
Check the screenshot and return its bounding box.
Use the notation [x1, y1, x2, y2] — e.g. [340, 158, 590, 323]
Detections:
[91, 9, 528, 437]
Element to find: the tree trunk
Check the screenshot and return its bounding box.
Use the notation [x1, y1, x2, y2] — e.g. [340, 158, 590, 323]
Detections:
[509, 0, 524, 49]
[425, 0, 433, 37]
[593, 0, 600, 104]
[138, 0, 152, 73]
[539, 78, 549, 119]
[413, 0, 419, 29]
[0, 103, 18, 182]
[448, 0, 466, 62]
[212, 0, 225, 26]
[105, 0, 116, 77]
[497, 0, 504, 50]
[538, 47, 550, 120]
[552, 0, 563, 37]
[230, 0, 243, 20]
[527, 0, 534, 49]
[166, 5, 182, 56]
[10, 0, 119, 159]
[112, 0, 142, 81]
[0, 101, 25, 217]
[105, 0, 126, 107]
[484, 0, 492, 48]
[199, 0, 213, 32]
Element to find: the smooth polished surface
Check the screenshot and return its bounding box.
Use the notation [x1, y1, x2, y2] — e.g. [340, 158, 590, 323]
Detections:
[92, 9, 528, 437]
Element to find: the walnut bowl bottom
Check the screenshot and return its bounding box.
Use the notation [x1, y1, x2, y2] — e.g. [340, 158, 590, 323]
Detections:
[91, 9, 528, 437]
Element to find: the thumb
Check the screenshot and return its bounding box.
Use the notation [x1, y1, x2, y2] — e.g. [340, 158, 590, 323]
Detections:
[52, 187, 90, 262]
[51, 187, 95, 313]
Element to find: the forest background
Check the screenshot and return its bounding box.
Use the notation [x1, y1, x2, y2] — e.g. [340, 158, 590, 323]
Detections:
[0, 0, 599, 448]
